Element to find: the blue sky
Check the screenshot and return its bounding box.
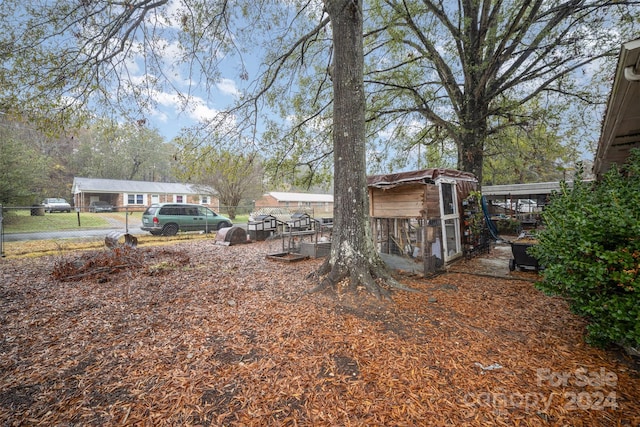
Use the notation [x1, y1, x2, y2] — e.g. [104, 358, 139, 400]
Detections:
[111, 0, 621, 169]
[148, 77, 243, 141]
[111, 0, 269, 143]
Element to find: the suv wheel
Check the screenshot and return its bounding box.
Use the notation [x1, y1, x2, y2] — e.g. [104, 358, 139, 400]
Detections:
[162, 223, 179, 236]
[217, 221, 231, 230]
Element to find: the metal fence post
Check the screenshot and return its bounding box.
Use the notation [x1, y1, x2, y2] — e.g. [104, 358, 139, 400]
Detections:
[0, 204, 4, 257]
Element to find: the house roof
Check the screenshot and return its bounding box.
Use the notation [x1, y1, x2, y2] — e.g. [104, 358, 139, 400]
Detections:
[367, 168, 477, 189]
[593, 39, 640, 178]
[267, 192, 334, 203]
[72, 177, 213, 195]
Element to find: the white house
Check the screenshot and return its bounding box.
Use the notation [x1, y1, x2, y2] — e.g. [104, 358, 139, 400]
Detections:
[71, 177, 219, 211]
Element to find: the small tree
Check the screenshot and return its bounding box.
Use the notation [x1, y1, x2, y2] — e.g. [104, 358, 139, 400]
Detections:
[174, 142, 264, 220]
[0, 116, 50, 205]
[530, 150, 640, 349]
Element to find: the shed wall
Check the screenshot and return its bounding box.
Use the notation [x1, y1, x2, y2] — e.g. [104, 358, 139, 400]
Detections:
[369, 183, 442, 219]
[424, 184, 441, 219]
[369, 184, 424, 218]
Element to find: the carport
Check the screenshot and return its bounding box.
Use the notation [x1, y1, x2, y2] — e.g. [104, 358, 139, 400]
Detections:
[594, 38, 640, 177]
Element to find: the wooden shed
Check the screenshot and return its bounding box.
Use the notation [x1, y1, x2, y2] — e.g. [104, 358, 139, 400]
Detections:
[367, 168, 479, 275]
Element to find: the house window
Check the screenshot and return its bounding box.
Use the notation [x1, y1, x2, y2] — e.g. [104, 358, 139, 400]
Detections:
[201, 196, 210, 204]
[175, 195, 185, 203]
[127, 194, 145, 205]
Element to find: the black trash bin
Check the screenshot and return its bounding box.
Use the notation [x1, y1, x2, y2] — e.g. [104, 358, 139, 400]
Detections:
[30, 205, 45, 216]
[509, 239, 539, 271]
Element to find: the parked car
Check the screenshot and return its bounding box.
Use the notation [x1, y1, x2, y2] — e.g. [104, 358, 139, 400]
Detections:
[493, 199, 540, 213]
[141, 203, 232, 236]
[517, 199, 541, 213]
[89, 201, 114, 213]
[42, 198, 72, 213]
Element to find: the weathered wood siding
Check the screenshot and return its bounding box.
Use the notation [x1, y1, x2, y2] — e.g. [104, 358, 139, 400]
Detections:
[424, 184, 441, 219]
[369, 183, 442, 219]
[369, 184, 423, 218]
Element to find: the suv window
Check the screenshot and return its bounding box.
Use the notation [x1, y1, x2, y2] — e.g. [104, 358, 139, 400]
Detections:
[159, 206, 183, 215]
[143, 206, 159, 215]
[186, 206, 200, 216]
[198, 206, 212, 216]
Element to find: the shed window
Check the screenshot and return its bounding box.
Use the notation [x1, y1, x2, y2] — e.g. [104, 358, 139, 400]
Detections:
[441, 183, 455, 215]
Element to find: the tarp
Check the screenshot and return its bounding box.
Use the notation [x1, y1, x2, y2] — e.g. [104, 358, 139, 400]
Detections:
[367, 168, 478, 188]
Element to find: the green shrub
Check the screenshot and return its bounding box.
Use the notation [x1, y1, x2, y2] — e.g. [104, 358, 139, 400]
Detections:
[530, 150, 640, 349]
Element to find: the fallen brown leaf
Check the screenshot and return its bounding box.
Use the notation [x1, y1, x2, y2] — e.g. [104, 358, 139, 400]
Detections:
[0, 239, 638, 426]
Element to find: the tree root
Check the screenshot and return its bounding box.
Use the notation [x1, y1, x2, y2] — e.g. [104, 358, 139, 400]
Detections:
[305, 257, 423, 300]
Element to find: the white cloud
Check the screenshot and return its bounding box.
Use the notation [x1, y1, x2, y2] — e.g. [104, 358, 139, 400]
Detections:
[152, 90, 180, 108]
[216, 78, 240, 97]
[188, 98, 221, 122]
[149, 108, 169, 123]
[149, 89, 217, 121]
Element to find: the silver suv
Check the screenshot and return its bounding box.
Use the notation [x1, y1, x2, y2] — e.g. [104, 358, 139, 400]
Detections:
[141, 203, 232, 236]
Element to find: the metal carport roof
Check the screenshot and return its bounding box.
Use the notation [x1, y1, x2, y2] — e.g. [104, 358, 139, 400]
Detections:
[593, 39, 640, 178]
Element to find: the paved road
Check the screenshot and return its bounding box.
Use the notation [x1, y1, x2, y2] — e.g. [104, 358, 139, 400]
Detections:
[2, 227, 144, 242]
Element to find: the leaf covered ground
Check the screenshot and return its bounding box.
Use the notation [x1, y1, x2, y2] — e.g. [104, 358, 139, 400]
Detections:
[0, 239, 638, 426]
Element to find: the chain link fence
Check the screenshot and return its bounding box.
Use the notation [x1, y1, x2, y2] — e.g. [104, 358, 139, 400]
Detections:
[0, 203, 332, 258]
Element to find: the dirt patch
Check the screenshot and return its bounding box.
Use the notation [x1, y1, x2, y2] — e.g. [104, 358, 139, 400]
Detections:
[449, 240, 539, 279]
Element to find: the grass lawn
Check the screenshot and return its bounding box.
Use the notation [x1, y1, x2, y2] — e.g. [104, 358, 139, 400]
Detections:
[1, 230, 218, 258]
[229, 213, 249, 223]
[2, 209, 114, 233]
[3, 210, 249, 258]
[0, 209, 247, 258]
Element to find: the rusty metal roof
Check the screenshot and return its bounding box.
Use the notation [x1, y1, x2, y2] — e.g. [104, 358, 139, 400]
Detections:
[367, 168, 477, 188]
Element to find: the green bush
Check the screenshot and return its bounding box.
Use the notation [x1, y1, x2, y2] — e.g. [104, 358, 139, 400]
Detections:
[530, 150, 640, 349]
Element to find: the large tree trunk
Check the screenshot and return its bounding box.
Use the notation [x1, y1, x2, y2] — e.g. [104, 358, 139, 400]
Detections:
[458, 124, 485, 185]
[312, 0, 395, 298]
[458, 92, 488, 185]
